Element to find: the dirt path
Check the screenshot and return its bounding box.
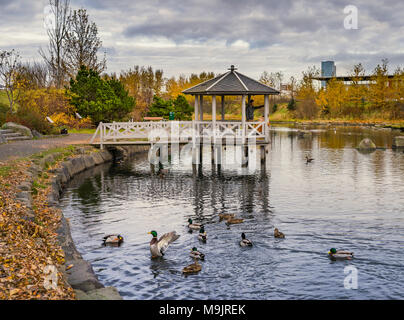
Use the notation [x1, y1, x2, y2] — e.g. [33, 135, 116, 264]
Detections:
[0, 134, 93, 162]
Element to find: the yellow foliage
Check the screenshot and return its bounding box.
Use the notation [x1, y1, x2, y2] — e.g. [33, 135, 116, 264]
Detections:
[18, 88, 74, 117]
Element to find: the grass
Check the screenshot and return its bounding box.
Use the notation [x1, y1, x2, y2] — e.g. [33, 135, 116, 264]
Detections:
[68, 128, 96, 134]
[30, 145, 78, 162]
[0, 165, 12, 178]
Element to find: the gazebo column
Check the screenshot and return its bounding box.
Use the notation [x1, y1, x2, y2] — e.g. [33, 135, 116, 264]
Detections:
[241, 95, 248, 167]
[264, 95, 269, 143]
[211, 95, 217, 164]
[221, 95, 225, 121]
[199, 96, 204, 121]
[194, 95, 199, 122]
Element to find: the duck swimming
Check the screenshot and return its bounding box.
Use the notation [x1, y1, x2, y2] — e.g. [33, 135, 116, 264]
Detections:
[198, 226, 207, 242]
[148, 230, 180, 258]
[306, 155, 314, 163]
[190, 247, 205, 260]
[182, 259, 202, 275]
[219, 213, 234, 221]
[226, 217, 244, 225]
[103, 234, 124, 246]
[188, 218, 202, 231]
[274, 228, 285, 238]
[328, 248, 354, 260]
[239, 233, 253, 247]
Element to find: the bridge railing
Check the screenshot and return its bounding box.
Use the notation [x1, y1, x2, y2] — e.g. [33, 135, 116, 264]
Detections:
[90, 120, 269, 146]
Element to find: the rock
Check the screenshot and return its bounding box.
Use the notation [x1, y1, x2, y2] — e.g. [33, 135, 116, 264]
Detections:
[31, 130, 43, 138]
[70, 157, 86, 175]
[18, 182, 32, 192]
[0, 133, 6, 144]
[92, 152, 105, 165]
[65, 259, 104, 292]
[358, 138, 376, 151]
[40, 154, 55, 168]
[2, 122, 33, 138]
[99, 150, 113, 162]
[74, 287, 123, 300]
[83, 155, 95, 169]
[392, 136, 404, 149]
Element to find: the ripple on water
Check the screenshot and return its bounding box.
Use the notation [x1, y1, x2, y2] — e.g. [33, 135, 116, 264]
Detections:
[60, 127, 404, 300]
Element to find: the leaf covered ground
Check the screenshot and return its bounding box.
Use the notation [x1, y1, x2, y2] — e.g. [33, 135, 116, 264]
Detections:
[0, 151, 78, 300]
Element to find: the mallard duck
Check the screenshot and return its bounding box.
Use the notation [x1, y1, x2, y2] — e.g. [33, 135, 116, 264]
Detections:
[190, 247, 205, 260]
[148, 230, 180, 258]
[328, 248, 354, 260]
[182, 259, 202, 274]
[103, 234, 124, 246]
[188, 218, 202, 230]
[306, 155, 314, 163]
[226, 218, 244, 225]
[239, 233, 253, 247]
[198, 226, 207, 242]
[219, 213, 235, 221]
[274, 228, 285, 238]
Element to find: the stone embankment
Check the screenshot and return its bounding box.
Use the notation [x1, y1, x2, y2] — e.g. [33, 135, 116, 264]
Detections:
[14, 145, 149, 300]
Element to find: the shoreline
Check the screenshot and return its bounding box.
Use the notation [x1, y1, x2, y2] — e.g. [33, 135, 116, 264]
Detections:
[269, 119, 404, 130]
[0, 144, 149, 300]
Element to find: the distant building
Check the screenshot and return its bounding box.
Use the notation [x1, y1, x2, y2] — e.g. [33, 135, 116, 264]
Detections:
[321, 61, 336, 88]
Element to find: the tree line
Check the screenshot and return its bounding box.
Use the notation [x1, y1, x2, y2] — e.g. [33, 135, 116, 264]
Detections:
[1, 1, 403, 134]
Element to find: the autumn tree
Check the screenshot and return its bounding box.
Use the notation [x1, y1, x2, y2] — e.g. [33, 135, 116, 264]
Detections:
[0, 50, 24, 112]
[119, 66, 164, 119]
[368, 59, 391, 114]
[295, 66, 320, 119]
[64, 8, 106, 77]
[19, 62, 49, 89]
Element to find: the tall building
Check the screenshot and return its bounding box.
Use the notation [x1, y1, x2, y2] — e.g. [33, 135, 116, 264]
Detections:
[321, 61, 336, 88]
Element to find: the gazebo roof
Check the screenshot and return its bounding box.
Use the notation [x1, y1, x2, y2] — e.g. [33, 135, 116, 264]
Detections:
[182, 65, 280, 96]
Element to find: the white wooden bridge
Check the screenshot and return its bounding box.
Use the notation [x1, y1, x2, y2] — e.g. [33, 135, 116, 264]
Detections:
[89, 120, 269, 148]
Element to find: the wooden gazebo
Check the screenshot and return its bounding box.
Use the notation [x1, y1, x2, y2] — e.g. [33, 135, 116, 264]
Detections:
[183, 65, 279, 144]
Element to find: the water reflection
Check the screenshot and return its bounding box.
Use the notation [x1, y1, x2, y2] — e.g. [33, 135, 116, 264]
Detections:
[60, 125, 404, 300]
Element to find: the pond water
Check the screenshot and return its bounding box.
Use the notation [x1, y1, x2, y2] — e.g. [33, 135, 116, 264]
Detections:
[59, 125, 404, 300]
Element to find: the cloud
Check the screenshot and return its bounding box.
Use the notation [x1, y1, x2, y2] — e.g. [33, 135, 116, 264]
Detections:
[0, 0, 402, 80]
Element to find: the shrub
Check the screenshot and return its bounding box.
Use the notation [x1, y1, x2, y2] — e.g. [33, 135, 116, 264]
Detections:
[5, 108, 56, 135]
[272, 103, 278, 113]
[0, 102, 7, 126]
[147, 94, 193, 120]
[287, 98, 296, 111]
[18, 88, 74, 117]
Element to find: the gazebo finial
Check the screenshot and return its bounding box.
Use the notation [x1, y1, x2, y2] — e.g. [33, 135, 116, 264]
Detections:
[229, 65, 237, 72]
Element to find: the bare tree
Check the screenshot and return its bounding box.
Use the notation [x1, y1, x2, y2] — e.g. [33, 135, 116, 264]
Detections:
[64, 8, 106, 77]
[40, 0, 71, 88]
[20, 62, 49, 89]
[0, 50, 23, 112]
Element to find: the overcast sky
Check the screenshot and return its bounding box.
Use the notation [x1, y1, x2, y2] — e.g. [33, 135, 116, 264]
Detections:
[0, 0, 403, 80]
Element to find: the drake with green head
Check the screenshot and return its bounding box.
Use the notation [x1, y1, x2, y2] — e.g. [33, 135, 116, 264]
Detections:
[148, 230, 180, 258]
[188, 218, 202, 230]
[198, 226, 207, 242]
[190, 247, 205, 260]
[328, 248, 354, 260]
[239, 233, 253, 247]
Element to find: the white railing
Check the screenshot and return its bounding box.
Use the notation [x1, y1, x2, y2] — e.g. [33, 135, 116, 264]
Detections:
[90, 120, 269, 146]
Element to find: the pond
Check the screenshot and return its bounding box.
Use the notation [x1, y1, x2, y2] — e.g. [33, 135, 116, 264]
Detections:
[59, 125, 404, 300]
